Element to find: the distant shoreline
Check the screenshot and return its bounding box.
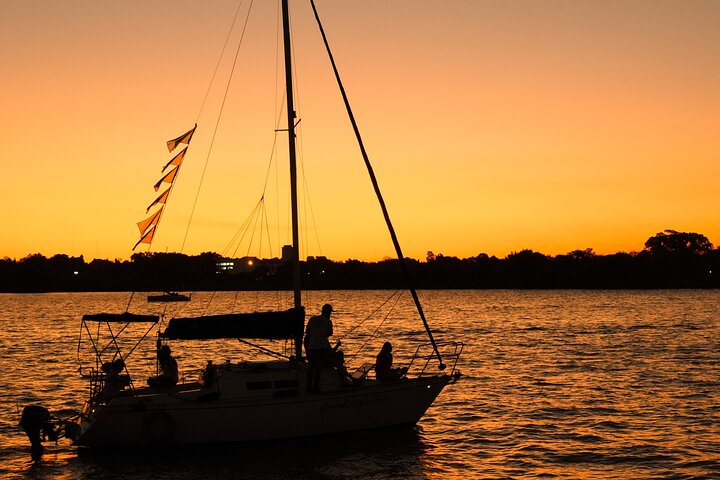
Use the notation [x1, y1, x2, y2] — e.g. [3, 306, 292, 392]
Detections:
[3, 241, 719, 292]
[3, 286, 719, 294]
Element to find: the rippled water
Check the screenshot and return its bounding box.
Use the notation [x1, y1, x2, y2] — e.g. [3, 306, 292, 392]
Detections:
[1, 290, 718, 479]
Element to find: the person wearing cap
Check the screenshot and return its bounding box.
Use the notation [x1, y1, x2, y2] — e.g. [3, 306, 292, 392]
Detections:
[304, 303, 334, 393]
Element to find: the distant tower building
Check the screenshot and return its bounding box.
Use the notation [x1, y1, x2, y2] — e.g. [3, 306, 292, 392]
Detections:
[281, 245, 293, 263]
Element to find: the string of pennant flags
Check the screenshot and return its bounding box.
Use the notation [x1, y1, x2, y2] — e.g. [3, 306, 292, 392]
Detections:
[133, 124, 197, 250]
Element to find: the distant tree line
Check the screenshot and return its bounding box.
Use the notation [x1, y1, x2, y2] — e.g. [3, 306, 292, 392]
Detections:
[1, 230, 718, 292]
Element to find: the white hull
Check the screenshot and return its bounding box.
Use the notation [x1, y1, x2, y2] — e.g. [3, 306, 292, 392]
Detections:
[73, 363, 452, 448]
[55, 0, 466, 453]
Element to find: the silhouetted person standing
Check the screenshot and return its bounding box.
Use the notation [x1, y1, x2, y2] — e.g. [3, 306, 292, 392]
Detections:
[148, 343, 179, 388]
[304, 303, 334, 393]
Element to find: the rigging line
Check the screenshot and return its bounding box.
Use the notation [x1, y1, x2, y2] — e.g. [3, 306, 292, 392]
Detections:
[338, 289, 403, 341]
[105, 323, 123, 361]
[309, 0, 444, 368]
[223, 197, 264, 257]
[287, 16, 322, 259]
[347, 290, 405, 363]
[195, 0, 247, 124]
[229, 211, 257, 258]
[269, 0, 283, 195]
[300, 161, 323, 256]
[273, 0, 283, 258]
[228, 207, 261, 318]
[97, 321, 134, 358]
[173, 300, 193, 321]
[180, 0, 256, 253]
[263, 95, 286, 194]
[274, 130, 282, 257]
[231, 289, 241, 314]
[228, 197, 264, 259]
[124, 291, 135, 313]
[263, 95, 286, 264]
[224, 202, 257, 256]
[76, 319, 84, 367]
[124, 322, 159, 364]
[261, 197, 274, 258]
[200, 289, 220, 320]
[243, 199, 265, 259]
[236, 338, 289, 359]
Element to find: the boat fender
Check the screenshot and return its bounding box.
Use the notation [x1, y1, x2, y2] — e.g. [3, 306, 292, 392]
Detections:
[142, 411, 176, 444]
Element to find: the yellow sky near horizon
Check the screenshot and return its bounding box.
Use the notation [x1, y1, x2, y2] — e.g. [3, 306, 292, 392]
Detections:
[1, 0, 719, 262]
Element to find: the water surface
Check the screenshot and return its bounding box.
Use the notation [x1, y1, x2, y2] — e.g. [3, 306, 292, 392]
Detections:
[1, 290, 718, 478]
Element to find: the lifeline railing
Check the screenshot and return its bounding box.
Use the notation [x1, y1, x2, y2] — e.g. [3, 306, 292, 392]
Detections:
[406, 341, 464, 378]
[78, 367, 110, 409]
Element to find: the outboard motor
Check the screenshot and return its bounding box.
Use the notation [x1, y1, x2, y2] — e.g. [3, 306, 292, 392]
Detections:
[19, 405, 58, 459]
[64, 419, 81, 442]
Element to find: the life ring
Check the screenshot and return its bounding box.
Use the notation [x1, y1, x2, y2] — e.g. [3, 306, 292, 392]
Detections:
[141, 411, 176, 444]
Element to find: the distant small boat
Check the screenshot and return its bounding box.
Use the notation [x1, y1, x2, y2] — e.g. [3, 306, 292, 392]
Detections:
[147, 292, 190, 303]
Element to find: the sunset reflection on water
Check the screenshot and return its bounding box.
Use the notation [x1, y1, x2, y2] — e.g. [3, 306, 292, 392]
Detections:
[1, 290, 718, 479]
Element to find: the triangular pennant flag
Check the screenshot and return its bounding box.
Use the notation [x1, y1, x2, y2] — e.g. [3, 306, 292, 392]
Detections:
[133, 225, 156, 250]
[137, 207, 163, 235]
[166, 124, 196, 153]
[146, 188, 171, 213]
[162, 147, 187, 173]
[153, 166, 179, 191]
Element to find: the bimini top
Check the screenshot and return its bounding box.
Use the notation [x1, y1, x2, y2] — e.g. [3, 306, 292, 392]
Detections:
[160, 307, 304, 340]
[82, 312, 161, 323]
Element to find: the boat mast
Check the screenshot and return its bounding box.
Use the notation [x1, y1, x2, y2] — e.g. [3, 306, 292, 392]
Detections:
[281, 0, 303, 359]
[308, 0, 444, 368]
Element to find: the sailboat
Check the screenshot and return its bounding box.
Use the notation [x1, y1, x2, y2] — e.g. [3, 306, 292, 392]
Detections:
[147, 291, 191, 303]
[29, 0, 462, 449]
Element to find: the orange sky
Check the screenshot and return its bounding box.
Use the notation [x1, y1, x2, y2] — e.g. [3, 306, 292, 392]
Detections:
[1, 1, 719, 262]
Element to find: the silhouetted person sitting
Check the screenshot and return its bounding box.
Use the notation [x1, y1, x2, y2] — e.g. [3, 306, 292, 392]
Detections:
[331, 349, 358, 385]
[202, 360, 217, 389]
[148, 344, 179, 388]
[102, 358, 130, 399]
[375, 341, 407, 382]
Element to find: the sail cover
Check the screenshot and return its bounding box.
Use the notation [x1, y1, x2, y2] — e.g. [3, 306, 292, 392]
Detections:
[161, 307, 305, 340]
[82, 312, 160, 323]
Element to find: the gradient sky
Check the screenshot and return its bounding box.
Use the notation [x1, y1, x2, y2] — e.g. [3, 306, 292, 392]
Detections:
[2, 1, 719, 262]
